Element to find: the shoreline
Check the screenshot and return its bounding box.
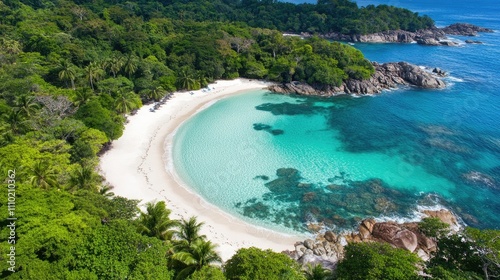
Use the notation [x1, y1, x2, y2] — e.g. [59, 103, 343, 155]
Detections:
[99, 78, 307, 261]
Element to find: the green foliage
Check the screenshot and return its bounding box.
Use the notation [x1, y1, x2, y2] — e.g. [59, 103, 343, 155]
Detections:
[73, 220, 173, 279]
[427, 234, 483, 278]
[138, 0, 434, 35]
[189, 265, 226, 280]
[29, 159, 58, 189]
[0, 138, 73, 185]
[69, 163, 100, 191]
[419, 217, 449, 238]
[75, 99, 124, 140]
[428, 228, 500, 279]
[168, 216, 221, 280]
[71, 127, 108, 161]
[465, 228, 500, 269]
[303, 263, 333, 280]
[137, 201, 178, 241]
[335, 242, 421, 280]
[0, 186, 99, 278]
[224, 247, 305, 280]
[172, 239, 222, 280]
[426, 266, 482, 280]
[175, 216, 207, 247]
[72, 191, 139, 221]
[114, 91, 141, 114]
[97, 76, 134, 95]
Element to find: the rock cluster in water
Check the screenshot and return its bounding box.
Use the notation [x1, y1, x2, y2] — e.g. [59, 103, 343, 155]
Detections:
[441, 23, 494, 36]
[284, 209, 460, 269]
[236, 168, 445, 233]
[253, 123, 284, 135]
[463, 171, 498, 190]
[268, 62, 445, 96]
[306, 23, 493, 46]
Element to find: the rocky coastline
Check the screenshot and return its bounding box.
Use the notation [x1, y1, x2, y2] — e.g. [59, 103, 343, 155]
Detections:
[302, 23, 493, 46]
[284, 209, 461, 270]
[268, 61, 446, 96]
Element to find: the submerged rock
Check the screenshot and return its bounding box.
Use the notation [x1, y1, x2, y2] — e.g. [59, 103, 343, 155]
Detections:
[276, 168, 300, 178]
[271, 129, 284, 135]
[462, 171, 497, 189]
[268, 62, 445, 96]
[426, 138, 470, 154]
[253, 123, 271, 131]
[253, 175, 269, 181]
[465, 40, 483, 44]
[432, 68, 448, 76]
[253, 123, 284, 136]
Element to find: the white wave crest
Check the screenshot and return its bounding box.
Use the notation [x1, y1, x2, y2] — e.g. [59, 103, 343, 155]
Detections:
[445, 76, 465, 82]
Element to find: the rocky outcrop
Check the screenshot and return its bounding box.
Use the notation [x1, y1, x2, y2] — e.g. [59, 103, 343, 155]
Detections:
[442, 23, 494, 36]
[285, 209, 460, 268]
[307, 23, 493, 46]
[320, 29, 421, 43]
[268, 62, 445, 96]
[319, 27, 453, 46]
[284, 232, 345, 270]
[372, 223, 419, 252]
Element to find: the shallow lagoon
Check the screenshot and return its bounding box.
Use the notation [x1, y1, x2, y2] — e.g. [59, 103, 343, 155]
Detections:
[173, 88, 499, 233]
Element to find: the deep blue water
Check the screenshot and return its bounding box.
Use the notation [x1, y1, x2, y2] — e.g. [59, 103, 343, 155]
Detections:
[349, 0, 500, 229]
[174, 0, 500, 233]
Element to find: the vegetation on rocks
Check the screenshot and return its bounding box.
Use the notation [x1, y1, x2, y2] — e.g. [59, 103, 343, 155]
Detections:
[0, 0, 498, 279]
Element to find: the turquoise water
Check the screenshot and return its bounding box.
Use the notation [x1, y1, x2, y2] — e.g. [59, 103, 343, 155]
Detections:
[173, 0, 500, 233]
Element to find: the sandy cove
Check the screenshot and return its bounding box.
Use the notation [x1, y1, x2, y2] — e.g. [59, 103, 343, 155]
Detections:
[99, 78, 306, 261]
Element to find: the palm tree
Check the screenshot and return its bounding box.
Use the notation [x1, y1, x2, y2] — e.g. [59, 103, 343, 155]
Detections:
[98, 184, 115, 198]
[0, 122, 14, 147]
[171, 239, 221, 280]
[70, 164, 97, 191]
[106, 56, 123, 78]
[4, 110, 24, 134]
[73, 88, 94, 106]
[29, 160, 58, 189]
[137, 201, 178, 240]
[84, 62, 104, 90]
[114, 91, 138, 114]
[177, 69, 197, 90]
[303, 263, 333, 280]
[58, 60, 77, 90]
[14, 95, 39, 117]
[195, 72, 209, 88]
[148, 86, 166, 102]
[123, 54, 139, 78]
[175, 216, 206, 247]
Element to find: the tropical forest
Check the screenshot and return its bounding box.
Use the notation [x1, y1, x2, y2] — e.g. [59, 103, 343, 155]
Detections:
[0, 0, 499, 279]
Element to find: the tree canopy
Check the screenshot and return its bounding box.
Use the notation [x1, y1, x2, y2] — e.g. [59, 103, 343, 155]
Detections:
[224, 247, 304, 280]
[335, 242, 421, 280]
[1, 0, 497, 279]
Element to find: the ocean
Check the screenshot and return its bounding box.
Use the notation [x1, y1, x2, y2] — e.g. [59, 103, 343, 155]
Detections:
[173, 0, 500, 234]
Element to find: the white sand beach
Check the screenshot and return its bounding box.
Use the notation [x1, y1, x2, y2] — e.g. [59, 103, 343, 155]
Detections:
[99, 78, 304, 261]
